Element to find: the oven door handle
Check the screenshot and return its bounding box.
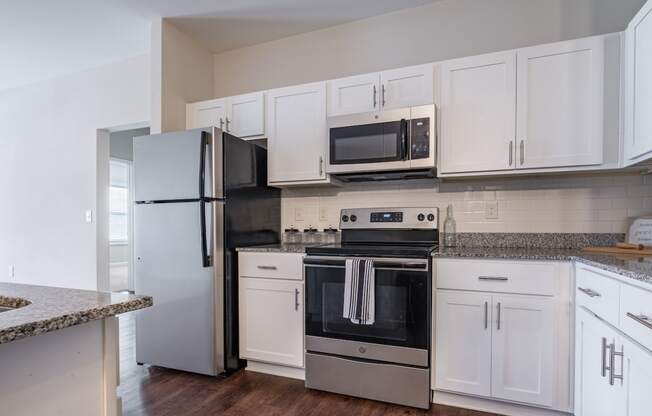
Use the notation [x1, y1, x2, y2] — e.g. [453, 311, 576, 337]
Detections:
[399, 118, 409, 160]
[304, 257, 428, 271]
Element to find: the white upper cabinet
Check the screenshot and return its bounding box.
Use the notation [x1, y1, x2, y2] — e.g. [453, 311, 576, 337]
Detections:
[186, 98, 227, 130]
[517, 37, 605, 169]
[266, 82, 328, 185]
[327, 73, 380, 116]
[226, 92, 265, 138]
[187, 93, 265, 138]
[380, 64, 434, 110]
[624, 0, 652, 166]
[439, 52, 517, 174]
[326, 64, 434, 116]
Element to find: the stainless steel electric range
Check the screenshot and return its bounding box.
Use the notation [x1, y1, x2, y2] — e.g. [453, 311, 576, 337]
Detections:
[303, 207, 439, 409]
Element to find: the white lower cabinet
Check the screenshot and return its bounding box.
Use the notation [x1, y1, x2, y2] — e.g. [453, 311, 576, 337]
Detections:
[239, 277, 304, 368]
[623, 335, 652, 416]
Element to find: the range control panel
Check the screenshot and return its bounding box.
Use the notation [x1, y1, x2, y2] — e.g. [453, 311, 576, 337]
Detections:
[340, 207, 438, 229]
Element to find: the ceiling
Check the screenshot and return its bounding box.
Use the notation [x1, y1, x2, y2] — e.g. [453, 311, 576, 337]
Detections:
[0, 0, 438, 92]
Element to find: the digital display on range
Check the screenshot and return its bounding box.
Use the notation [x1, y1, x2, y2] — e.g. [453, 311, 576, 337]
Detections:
[370, 211, 403, 223]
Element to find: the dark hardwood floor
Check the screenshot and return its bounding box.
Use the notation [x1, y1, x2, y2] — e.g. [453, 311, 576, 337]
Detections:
[118, 315, 499, 416]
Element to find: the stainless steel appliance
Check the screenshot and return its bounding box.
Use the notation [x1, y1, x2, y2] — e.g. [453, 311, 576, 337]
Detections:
[326, 105, 436, 179]
[304, 207, 438, 409]
[133, 127, 280, 376]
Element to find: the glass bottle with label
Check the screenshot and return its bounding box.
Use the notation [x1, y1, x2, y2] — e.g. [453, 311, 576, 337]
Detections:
[443, 204, 457, 247]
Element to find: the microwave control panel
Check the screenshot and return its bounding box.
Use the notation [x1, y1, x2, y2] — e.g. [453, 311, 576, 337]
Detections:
[410, 117, 430, 160]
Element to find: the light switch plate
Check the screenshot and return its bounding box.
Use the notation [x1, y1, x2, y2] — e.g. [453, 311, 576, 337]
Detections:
[294, 207, 305, 222]
[8, 265, 14, 279]
[85, 209, 94, 223]
[485, 201, 499, 219]
[319, 207, 329, 221]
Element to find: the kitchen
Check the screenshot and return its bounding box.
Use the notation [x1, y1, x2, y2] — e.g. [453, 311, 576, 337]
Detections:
[1, 0, 652, 415]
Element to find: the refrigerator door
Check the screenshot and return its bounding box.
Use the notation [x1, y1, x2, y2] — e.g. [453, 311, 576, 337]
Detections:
[134, 201, 222, 376]
[133, 129, 211, 202]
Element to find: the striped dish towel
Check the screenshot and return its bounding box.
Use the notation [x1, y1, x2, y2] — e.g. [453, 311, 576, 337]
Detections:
[343, 258, 375, 325]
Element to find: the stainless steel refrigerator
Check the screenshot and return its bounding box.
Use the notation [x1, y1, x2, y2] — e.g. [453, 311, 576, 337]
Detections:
[133, 127, 280, 376]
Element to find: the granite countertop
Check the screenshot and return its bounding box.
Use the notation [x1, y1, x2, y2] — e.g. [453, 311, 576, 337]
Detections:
[236, 243, 323, 253]
[434, 247, 652, 287]
[0, 282, 152, 344]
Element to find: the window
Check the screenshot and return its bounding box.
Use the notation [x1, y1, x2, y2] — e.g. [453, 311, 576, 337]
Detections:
[110, 159, 131, 244]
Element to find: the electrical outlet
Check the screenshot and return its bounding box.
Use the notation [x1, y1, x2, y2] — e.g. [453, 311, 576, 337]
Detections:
[8, 265, 14, 279]
[485, 201, 499, 219]
[319, 207, 329, 221]
[85, 209, 94, 223]
[294, 207, 305, 222]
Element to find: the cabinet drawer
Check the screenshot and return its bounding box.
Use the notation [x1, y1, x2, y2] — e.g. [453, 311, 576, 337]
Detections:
[575, 266, 620, 327]
[620, 283, 652, 351]
[436, 259, 557, 296]
[239, 252, 304, 280]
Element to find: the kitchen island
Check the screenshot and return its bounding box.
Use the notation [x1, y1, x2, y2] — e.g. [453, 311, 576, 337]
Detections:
[0, 282, 152, 416]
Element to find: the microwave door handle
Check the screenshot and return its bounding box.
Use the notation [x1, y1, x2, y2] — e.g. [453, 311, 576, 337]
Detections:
[400, 119, 408, 160]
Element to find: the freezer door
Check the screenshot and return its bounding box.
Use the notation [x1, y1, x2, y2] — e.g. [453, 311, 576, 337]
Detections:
[134, 129, 211, 201]
[134, 201, 222, 375]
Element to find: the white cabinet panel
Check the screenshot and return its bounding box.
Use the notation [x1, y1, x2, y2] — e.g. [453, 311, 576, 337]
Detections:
[439, 52, 516, 174]
[491, 295, 554, 407]
[435, 291, 492, 397]
[327, 73, 380, 116]
[239, 278, 304, 367]
[380, 64, 434, 110]
[623, 336, 652, 416]
[227, 92, 265, 138]
[266, 82, 328, 184]
[186, 98, 227, 130]
[517, 37, 604, 169]
[624, 0, 652, 165]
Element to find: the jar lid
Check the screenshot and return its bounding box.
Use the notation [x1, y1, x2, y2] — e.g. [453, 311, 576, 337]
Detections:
[284, 228, 299, 233]
[323, 227, 338, 233]
[303, 227, 318, 233]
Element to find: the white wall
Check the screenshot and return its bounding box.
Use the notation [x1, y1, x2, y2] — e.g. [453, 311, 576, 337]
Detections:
[212, 0, 645, 97]
[0, 55, 149, 290]
[109, 127, 149, 161]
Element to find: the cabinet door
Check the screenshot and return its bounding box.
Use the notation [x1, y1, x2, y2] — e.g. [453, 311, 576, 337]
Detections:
[186, 98, 227, 130]
[575, 307, 626, 416]
[623, 336, 652, 416]
[266, 82, 327, 183]
[624, 0, 652, 165]
[380, 64, 434, 110]
[327, 73, 380, 116]
[226, 92, 265, 138]
[516, 37, 604, 169]
[434, 291, 492, 397]
[239, 278, 304, 367]
[491, 294, 554, 406]
[439, 52, 516, 174]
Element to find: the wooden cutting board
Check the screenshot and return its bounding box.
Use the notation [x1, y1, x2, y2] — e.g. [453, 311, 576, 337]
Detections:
[582, 246, 652, 256]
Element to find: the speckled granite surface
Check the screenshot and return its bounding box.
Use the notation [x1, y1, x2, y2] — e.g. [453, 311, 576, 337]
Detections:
[0, 283, 152, 345]
[450, 233, 625, 249]
[237, 243, 322, 253]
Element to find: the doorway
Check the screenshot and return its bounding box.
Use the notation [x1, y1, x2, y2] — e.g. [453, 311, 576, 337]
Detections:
[108, 127, 149, 292]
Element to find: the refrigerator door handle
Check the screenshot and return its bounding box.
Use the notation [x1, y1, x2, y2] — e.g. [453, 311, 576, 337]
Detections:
[210, 128, 224, 199]
[200, 200, 211, 268]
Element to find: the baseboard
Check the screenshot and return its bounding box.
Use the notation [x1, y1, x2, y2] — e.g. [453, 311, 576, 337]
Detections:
[432, 390, 572, 416]
[245, 361, 305, 380]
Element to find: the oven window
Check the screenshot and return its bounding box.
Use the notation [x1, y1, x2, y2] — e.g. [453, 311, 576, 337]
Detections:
[329, 121, 403, 165]
[305, 264, 430, 349]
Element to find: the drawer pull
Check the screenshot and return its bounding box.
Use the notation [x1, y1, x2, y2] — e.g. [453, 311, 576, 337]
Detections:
[578, 287, 601, 298]
[294, 288, 300, 311]
[626, 312, 652, 330]
[257, 265, 278, 270]
[601, 337, 611, 377]
[478, 276, 509, 282]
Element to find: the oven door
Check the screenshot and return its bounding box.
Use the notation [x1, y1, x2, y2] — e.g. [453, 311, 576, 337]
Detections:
[304, 256, 431, 353]
[326, 108, 412, 174]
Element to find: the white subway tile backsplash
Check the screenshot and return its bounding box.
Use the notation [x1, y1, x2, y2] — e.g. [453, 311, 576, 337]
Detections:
[280, 173, 652, 233]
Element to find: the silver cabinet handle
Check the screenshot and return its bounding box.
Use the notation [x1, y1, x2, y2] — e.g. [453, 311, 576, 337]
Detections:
[382, 84, 386, 107]
[257, 265, 277, 270]
[219, 117, 224, 130]
[578, 287, 601, 298]
[497, 302, 502, 330]
[626, 312, 652, 330]
[601, 337, 611, 377]
[294, 288, 300, 311]
[609, 342, 624, 386]
[319, 156, 324, 177]
[373, 85, 377, 108]
[225, 117, 231, 132]
[509, 141, 513, 167]
[484, 301, 488, 330]
[479, 276, 509, 282]
[520, 140, 525, 165]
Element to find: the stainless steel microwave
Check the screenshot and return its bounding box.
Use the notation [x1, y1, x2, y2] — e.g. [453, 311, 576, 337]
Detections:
[326, 105, 436, 175]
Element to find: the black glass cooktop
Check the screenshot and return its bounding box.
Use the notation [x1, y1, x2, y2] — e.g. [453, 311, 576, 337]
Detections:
[305, 243, 437, 259]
